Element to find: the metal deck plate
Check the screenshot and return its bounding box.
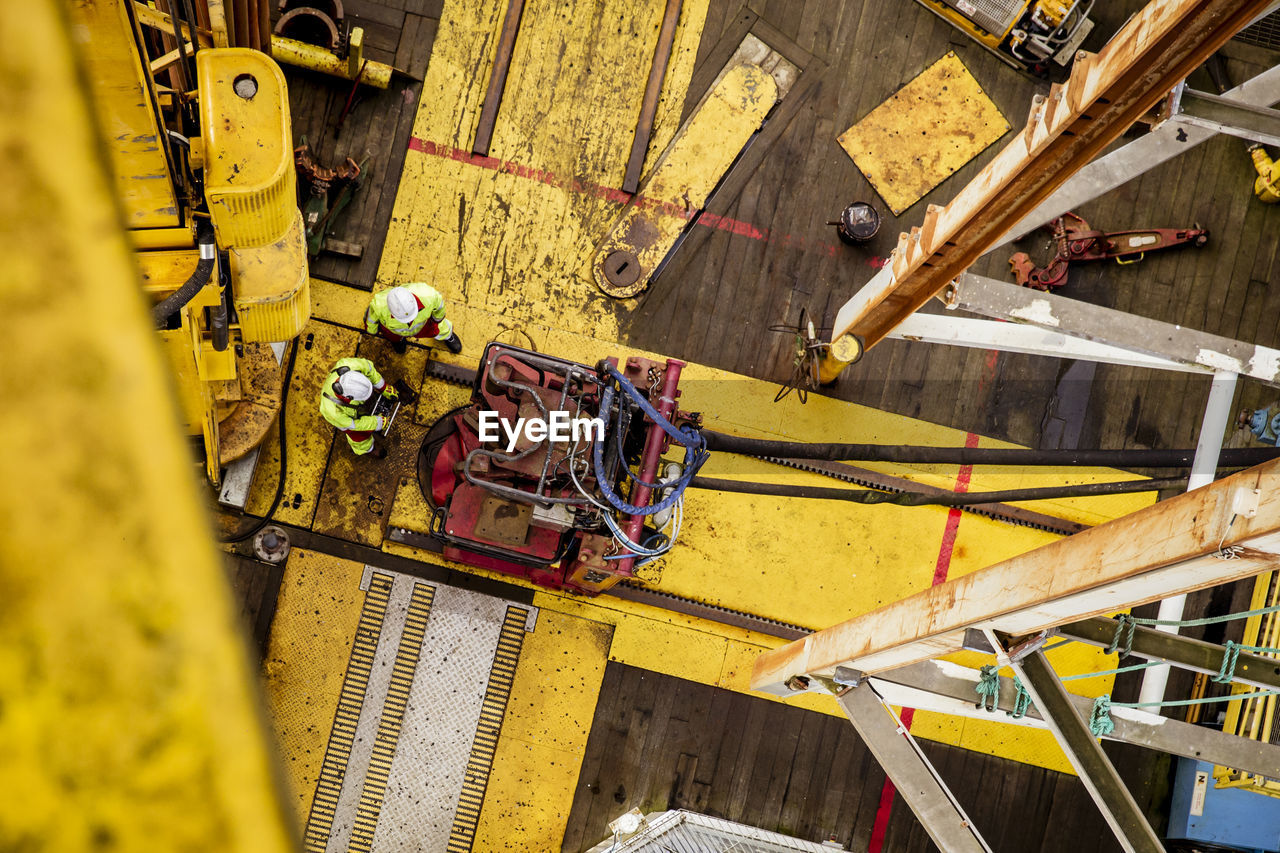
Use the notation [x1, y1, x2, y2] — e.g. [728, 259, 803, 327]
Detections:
[837, 51, 1009, 215]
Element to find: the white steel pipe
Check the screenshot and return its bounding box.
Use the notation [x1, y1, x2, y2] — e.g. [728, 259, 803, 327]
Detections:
[1138, 371, 1238, 706]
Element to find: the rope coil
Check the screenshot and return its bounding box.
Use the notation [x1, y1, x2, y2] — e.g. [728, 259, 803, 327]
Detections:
[1089, 695, 1115, 737]
[1106, 614, 1136, 657]
[1214, 640, 1243, 683]
[975, 665, 1000, 712]
[1008, 679, 1032, 719]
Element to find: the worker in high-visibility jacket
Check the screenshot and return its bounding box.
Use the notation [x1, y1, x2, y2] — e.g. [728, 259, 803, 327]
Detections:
[1249, 143, 1280, 203]
[318, 357, 397, 458]
[365, 283, 463, 354]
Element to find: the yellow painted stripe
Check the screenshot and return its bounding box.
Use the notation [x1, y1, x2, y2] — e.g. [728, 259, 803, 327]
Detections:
[301, 574, 393, 853]
[348, 582, 436, 853]
[446, 606, 530, 852]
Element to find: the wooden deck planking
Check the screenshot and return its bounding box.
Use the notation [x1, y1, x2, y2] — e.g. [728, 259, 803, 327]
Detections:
[626, 0, 1280, 456]
[281, 0, 439, 289]
[558, 663, 630, 853]
[268, 0, 1280, 847]
[1128, 134, 1224, 452]
[560, 663, 1151, 852]
[222, 553, 285, 660]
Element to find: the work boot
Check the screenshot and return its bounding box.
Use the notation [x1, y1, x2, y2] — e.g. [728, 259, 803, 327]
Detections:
[443, 332, 463, 354]
[368, 437, 388, 460]
[393, 379, 419, 406]
[391, 339, 409, 355]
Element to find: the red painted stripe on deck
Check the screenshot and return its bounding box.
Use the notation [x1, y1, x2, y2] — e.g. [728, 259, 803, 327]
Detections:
[406, 136, 889, 267]
[868, 434, 978, 851]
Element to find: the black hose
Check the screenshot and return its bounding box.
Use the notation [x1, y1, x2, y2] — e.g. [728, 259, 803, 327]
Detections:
[210, 250, 231, 352]
[168, 0, 199, 96]
[153, 220, 217, 326]
[698, 429, 1280, 470]
[688, 475, 1189, 507]
[222, 341, 299, 543]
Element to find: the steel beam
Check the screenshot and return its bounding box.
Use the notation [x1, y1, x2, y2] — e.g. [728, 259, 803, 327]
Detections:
[1247, 0, 1280, 22]
[945, 272, 1280, 386]
[1138, 370, 1238, 704]
[1178, 87, 1280, 147]
[830, 0, 1276, 352]
[1001, 62, 1280, 240]
[888, 313, 1208, 373]
[1011, 651, 1165, 853]
[751, 459, 1280, 691]
[1061, 616, 1280, 692]
[869, 659, 1280, 778]
[837, 683, 993, 853]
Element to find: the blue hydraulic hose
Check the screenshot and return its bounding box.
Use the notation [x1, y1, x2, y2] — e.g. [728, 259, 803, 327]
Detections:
[592, 367, 707, 517]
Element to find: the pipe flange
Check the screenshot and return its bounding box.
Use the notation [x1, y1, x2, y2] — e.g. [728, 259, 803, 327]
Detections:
[253, 525, 291, 564]
[274, 7, 340, 50]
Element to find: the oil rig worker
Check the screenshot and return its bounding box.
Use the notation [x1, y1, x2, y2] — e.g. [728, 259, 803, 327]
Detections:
[365, 283, 463, 354]
[1248, 143, 1280, 204]
[319, 357, 397, 459]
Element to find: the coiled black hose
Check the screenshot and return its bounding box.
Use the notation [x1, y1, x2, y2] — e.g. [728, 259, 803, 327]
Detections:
[152, 219, 217, 326]
[698, 429, 1280, 470]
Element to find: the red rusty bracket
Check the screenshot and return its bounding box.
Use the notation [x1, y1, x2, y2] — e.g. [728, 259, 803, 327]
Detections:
[1009, 212, 1209, 290]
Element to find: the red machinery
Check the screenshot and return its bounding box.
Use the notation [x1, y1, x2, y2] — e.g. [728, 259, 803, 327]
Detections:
[419, 343, 705, 596]
[1010, 212, 1209, 290]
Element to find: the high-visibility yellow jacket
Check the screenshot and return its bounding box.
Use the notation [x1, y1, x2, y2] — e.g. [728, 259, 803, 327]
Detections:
[364, 283, 453, 340]
[1252, 146, 1280, 204]
[318, 357, 387, 434]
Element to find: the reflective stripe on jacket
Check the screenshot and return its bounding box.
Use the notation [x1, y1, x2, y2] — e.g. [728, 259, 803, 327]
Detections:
[318, 357, 385, 432]
[365, 282, 451, 338]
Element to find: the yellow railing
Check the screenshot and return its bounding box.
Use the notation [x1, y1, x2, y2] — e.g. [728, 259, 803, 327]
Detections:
[1214, 571, 1280, 796]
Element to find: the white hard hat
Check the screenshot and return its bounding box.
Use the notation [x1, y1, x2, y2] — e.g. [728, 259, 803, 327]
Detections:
[386, 287, 418, 324]
[336, 370, 374, 403]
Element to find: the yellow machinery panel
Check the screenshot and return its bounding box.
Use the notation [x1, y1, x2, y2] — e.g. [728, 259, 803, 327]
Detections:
[198, 48, 297, 247]
[0, 0, 296, 845]
[198, 48, 309, 344]
[916, 0, 1020, 45]
[229, 209, 311, 342]
[69, 0, 180, 227]
[1214, 571, 1280, 797]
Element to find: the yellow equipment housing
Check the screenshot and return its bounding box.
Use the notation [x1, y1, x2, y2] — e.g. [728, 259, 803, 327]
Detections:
[911, 0, 1094, 74]
[69, 0, 309, 485]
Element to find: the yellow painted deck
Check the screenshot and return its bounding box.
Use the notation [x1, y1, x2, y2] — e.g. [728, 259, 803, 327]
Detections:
[593, 62, 777, 297]
[289, 278, 1152, 783]
[474, 610, 613, 851]
[261, 549, 369, 823]
[249, 1, 1182, 848]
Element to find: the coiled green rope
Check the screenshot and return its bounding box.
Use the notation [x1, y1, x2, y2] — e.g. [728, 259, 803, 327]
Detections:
[1089, 695, 1115, 737]
[1008, 678, 1032, 719]
[976, 665, 1000, 712]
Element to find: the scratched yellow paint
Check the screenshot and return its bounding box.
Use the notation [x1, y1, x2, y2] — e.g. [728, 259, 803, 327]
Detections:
[311, 337, 431, 546]
[246, 319, 359, 525]
[68, 0, 180, 227]
[369, 296, 1157, 772]
[473, 611, 611, 852]
[594, 63, 778, 297]
[377, 0, 710, 348]
[260, 548, 367, 823]
[838, 51, 1010, 215]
